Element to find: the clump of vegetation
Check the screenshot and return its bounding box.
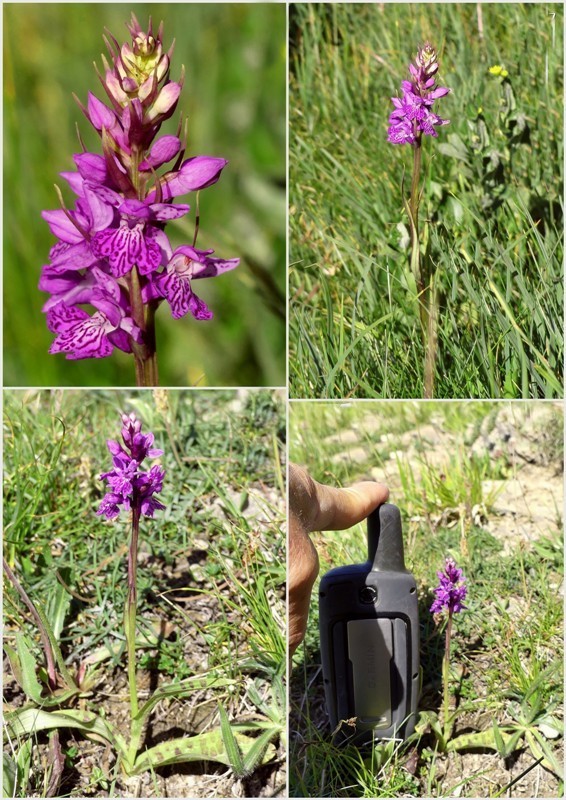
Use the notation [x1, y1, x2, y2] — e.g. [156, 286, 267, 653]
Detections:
[3, 389, 285, 798]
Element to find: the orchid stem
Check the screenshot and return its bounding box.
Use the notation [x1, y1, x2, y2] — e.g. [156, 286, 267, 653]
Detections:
[442, 610, 453, 742]
[130, 268, 159, 387]
[409, 137, 426, 331]
[125, 501, 141, 763]
[144, 303, 159, 386]
[192, 190, 201, 247]
[408, 134, 437, 398]
[424, 274, 438, 400]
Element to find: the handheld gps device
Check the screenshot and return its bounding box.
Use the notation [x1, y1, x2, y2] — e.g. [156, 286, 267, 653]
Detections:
[319, 503, 419, 744]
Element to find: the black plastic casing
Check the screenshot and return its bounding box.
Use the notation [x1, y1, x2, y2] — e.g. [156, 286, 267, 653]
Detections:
[319, 503, 419, 744]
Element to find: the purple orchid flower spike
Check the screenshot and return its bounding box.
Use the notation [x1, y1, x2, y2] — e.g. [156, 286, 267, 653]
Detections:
[98, 412, 165, 519]
[388, 43, 450, 145]
[96, 411, 166, 738]
[40, 14, 239, 386]
[430, 557, 468, 615]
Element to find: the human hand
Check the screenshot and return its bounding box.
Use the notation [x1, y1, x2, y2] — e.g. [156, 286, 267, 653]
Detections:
[288, 463, 389, 657]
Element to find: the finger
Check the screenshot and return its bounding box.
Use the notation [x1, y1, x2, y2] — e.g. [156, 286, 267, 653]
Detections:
[313, 481, 389, 531]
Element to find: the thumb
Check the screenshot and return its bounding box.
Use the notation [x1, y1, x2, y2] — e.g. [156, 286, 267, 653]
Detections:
[313, 480, 389, 531]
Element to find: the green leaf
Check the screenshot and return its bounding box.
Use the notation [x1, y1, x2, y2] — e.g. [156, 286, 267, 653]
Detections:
[3, 642, 24, 691]
[218, 704, 246, 776]
[525, 730, 564, 779]
[132, 729, 276, 776]
[242, 727, 279, 775]
[416, 710, 447, 750]
[491, 720, 524, 757]
[16, 739, 33, 795]
[3, 707, 128, 757]
[15, 633, 44, 704]
[32, 599, 77, 690]
[437, 134, 471, 163]
[134, 673, 237, 725]
[3, 753, 17, 798]
[46, 574, 72, 642]
[447, 728, 519, 753]
[487, 280, 562, 396]
[537, 717, 562, 740]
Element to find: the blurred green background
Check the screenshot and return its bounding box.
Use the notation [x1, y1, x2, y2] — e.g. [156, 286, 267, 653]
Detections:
[4, 3, 286, 387]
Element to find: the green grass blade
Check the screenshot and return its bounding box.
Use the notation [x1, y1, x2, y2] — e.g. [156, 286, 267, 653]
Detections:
[218, 704, 246, 776]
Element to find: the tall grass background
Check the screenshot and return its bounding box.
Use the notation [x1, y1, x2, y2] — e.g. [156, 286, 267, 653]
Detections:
[4, 3, 286, 387]
[289, 3, 563, 399]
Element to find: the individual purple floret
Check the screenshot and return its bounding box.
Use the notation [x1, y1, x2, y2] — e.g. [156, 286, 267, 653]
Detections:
[430, 558, 467, 614]
[40, 15, 239, 379]
[97, 412, 165, 519]
[388, 43, 450, 145]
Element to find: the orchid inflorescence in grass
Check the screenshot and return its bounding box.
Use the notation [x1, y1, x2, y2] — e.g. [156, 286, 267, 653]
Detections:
[98, 412, 165, 764]
[40, 14, 239, 386]
[430, 557, 467, 742]
[3, 411, 276, 783]
[388, 44, 450, 398]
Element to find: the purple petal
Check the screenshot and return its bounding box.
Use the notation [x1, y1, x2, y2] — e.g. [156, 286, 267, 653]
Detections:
[89, 184, 122, 208]
[87, 92, 116, 131]
[166, 247, 238, 280]
[147, 447, 164, 458]
[89, 295, 123, 328]
[155, 271, 193, 319]
[428, 86, 450, 100]
[49, 240, 97, 270]
[138, 73, 157, 103]
[83, 186, 115, 231]
[140, 496, 166, 517]
[104, 71, 128, 105]
[139, 135, 182, 171]
[148, 202, 190, 221]
[60, 171, 85, 196]
[108, 329, 133, 353]
[149, 156, 228, 202]
[120, 199, 151, 220]
[187, 291, 213, 320]
[97, 492, 123, 519]
[191, 255, 240, 280]
[42, 210, 84, 244]
[46, 303, 88, 334]
[156, 271, 212, 320]
[74, 152, 108, 184]
[48, 308, 115, 360]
